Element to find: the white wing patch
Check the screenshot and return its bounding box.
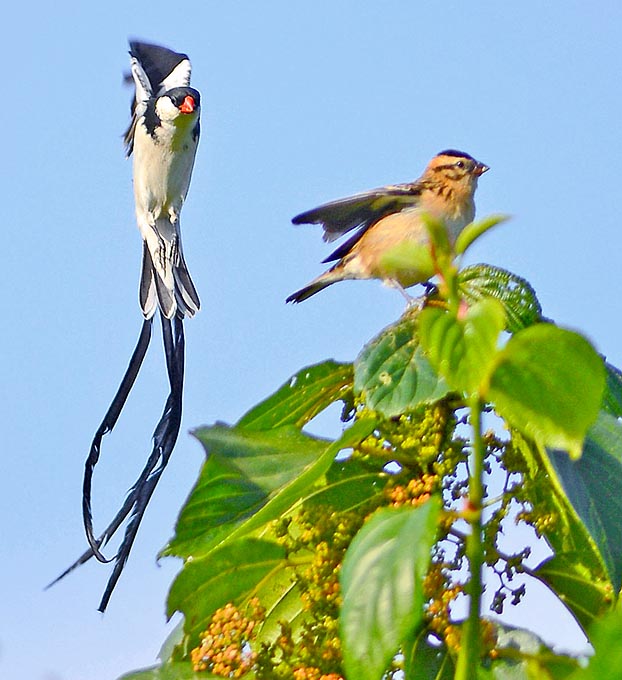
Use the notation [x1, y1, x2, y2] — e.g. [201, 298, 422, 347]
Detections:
[130, 57, 153, 116]
[158, 58, 192, 95]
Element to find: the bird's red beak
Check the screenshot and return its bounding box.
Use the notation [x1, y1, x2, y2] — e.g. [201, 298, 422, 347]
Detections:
[180, 96, 195, 114]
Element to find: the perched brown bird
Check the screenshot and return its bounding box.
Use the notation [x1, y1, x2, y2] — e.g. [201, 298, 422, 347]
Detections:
[286, 150, 488, 303]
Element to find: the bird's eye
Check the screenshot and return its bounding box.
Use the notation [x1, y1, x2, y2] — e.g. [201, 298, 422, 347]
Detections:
[455, 160, 465, 169]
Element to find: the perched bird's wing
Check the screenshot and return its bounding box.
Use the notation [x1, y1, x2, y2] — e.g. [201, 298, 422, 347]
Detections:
[293, 183, 425, 263]
[123, 41, 192, 156]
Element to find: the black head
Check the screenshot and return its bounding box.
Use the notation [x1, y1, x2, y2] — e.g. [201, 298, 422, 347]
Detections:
[165, 86, 201, 112]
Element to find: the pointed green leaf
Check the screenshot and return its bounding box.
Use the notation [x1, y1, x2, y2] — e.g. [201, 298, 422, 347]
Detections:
[341, 499, 441, 680]
[458, 264, 542, 333]
[167, 538, 286, 645]
[163, 424, 328, 558]
[488, 325, 605, 459]
[355, 315, 449, 417]
[454, 214, 509, 256]
[164, 419, 376, 559]
[223, 417, 377, 544]
[419, 298, 505, 395]
[238, 360, 353, 430]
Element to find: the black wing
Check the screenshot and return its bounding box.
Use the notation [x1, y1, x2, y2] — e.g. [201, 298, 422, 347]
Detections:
[292, 182, 424, 263]
[124, 40, 192, 156]
[128, 41, 191, 93]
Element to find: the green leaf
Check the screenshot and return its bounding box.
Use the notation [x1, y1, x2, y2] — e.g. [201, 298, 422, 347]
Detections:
[570, 608, 622, 679]
[158, 620, 184, 664]
[165, 420, 375, 559]
[488, 325, 605, 459]
[403, 627, 455, 679]
[419, 298, 505, 395]
[601, 362, 622, 418]
[224, 418, 377, 544]
[512, 432, 613, 631]
[547, 412, 622, 590]
[163, 424, 328, 558]
[118, 662, 212, 679]
[458, 264, 542, 333]
[534, 553, 612, 632]
[379, 240, 436, 285]
[237, 360, 353, 430]
[421, 213, 451, 257]
[454, 214, 509, 256]
[340, 499, 441, 680]
[305, 458, 390, 512]
[354, 315, 449, 417]
[167, 538, 286, 645]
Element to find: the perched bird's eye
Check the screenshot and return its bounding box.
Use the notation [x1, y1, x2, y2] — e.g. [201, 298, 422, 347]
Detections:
[455, 160, 465, 169]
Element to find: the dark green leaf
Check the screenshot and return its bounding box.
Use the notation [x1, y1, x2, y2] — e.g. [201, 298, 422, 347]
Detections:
[403, 627, 455, 679]
[547, 412, 622, 590]
[458, 264, 542, 333]
[488, 325, 605, 459]
[355, 315, 449, 417]
[601, 362, 622, 418]
[341, 499, 441, 680]
[238, 360, 353, 430]
[512, 432, 613, 630]
[419, 299, 505, 395]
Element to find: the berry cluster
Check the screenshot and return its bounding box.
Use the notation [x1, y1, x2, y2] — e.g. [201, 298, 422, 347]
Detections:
[191, 599, 265, 676]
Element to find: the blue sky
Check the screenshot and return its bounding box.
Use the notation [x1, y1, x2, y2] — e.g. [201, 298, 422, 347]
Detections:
[4, 3, 622, 678]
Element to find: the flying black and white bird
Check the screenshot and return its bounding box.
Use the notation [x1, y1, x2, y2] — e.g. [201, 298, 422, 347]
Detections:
[49, 41, 203, 611]
[126, 40, 201, 319]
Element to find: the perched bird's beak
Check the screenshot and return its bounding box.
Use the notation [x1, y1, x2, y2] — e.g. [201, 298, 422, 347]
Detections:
[180, 95, 196, 113]
[475, 162, 489, 176]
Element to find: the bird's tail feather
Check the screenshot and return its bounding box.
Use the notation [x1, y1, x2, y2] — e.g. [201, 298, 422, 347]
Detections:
[139, 243, 157, 319]
[173, 251, 200, 317]
[286, 272, 339, 303]
[140, 242, 200, 319]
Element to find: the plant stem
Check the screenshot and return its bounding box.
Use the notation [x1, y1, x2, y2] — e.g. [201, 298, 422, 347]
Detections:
[455, 397, 485, 680]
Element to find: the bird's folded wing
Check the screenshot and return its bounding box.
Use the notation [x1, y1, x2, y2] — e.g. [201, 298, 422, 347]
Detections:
[292, 183, 424, 249]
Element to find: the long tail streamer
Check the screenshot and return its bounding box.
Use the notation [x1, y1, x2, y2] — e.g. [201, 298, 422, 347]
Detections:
[48, 313, 185, 612]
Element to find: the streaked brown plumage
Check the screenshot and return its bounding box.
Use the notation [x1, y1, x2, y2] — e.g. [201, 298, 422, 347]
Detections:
[286, 150, 488, 303]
